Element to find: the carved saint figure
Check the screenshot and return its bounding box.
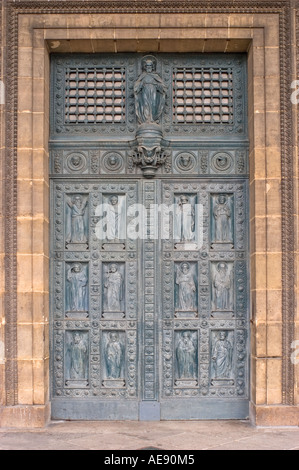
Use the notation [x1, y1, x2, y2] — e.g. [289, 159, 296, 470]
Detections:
[105, 332, 124, 379]
[212, 331, 233, 379]
[104, 264, 124, 312]
[134, 56, 167, 125]
[213, 195, 232, 243]
[176, 262, 196, 311]
[68, 332, 88, 380]
[66, 194, 88, 244]
[213, 262, 232, 311]
[106, 195, 121, 241]
[67, 263, 88, 312]
[176, 331, 197, 379]
[174, 195, 196, 242]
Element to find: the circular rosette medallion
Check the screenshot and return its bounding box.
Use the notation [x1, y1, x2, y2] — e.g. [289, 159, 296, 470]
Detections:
[66, 152, 87, 173]
[211, 152, 233, 173]
[175, 152, 196, 173]
[102, 152, 124, 172]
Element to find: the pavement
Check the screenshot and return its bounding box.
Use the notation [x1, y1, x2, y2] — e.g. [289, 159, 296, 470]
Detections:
[0, 420, 298, 450]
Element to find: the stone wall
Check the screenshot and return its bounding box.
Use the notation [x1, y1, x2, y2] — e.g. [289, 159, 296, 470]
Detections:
[0, 0, 298, 427]
[0, 0, 5, 409]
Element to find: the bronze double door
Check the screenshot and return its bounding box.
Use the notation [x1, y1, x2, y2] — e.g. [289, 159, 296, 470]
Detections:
[50, 52, 249, 420]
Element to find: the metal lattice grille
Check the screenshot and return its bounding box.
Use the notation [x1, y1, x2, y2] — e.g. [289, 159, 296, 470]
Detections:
[173, 67, 234, 124]
[65, 67, 126, 124]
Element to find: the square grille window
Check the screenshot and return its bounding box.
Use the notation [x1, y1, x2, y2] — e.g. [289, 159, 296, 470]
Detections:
[173, 67, 234, 125]
[64, 66, 126, 124]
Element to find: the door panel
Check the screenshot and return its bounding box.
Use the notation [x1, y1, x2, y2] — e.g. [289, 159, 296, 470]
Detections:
[50, 53, 249, 420]
[51, 181, 140, 419]
[159, 180, 248, 419]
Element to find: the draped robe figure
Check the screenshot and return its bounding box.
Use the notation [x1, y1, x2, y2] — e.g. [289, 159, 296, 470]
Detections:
[176, 263, 196, 311]
[213, 195, 232, 243]
[106, 195, 120, 241]
[69, 333, 88, 380]
[105, 333, 123, 379]
[212, 331, 233, 379]
[176, 332, 197, 379]
[67, 263, 88, 312]
[174, 195, 196, 242]
[66, 195, 88, 244]
[134, 56, 167, 124]
[213, 262, 232, 311]
[105, 264, 123, 312]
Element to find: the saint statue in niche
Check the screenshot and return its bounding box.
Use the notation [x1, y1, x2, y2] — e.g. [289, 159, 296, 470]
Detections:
[66, 263, 88, 312]
[213, 195, 232, 243]
[213, 262, 233, 311]
[105, 332, 124, 379]
[68, 332, 88, 380]
[176, 262, 196, 311]
[66, 194, 88, 244]
[212, 331, 233, 379]
[104, 264, 124, 312]
[134, 55, 167, 125]
[176, 331, 198, 379]
[174, 195, 196, 242]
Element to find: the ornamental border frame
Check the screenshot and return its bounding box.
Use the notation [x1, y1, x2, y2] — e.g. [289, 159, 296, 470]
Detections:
[3, 0, 295, 407]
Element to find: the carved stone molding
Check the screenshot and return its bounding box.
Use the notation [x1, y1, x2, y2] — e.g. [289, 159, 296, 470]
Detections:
[3, 0, 295, 409]
[4, 0, 290, 14]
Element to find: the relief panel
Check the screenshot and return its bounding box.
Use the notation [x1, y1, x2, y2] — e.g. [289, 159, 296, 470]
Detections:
[65, 262, 89, 319]
[211, 193, 234, 249]
[102, 331, 126, 389]
[64, 151, 88, 175]
[211, 261, 234, 315]
[102, 263, 126, 319]
[101, 152, 126, 174]
[65, 193, 89, 250]
[174, 152, 198, 174]
[65, 330, 89, 388]
[174, 262, 198, 319]
[175, 330, 199, 387]
[210, 330, 234, 387]
[173, 194, 197, 249]
[101, 194, 127, 243]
